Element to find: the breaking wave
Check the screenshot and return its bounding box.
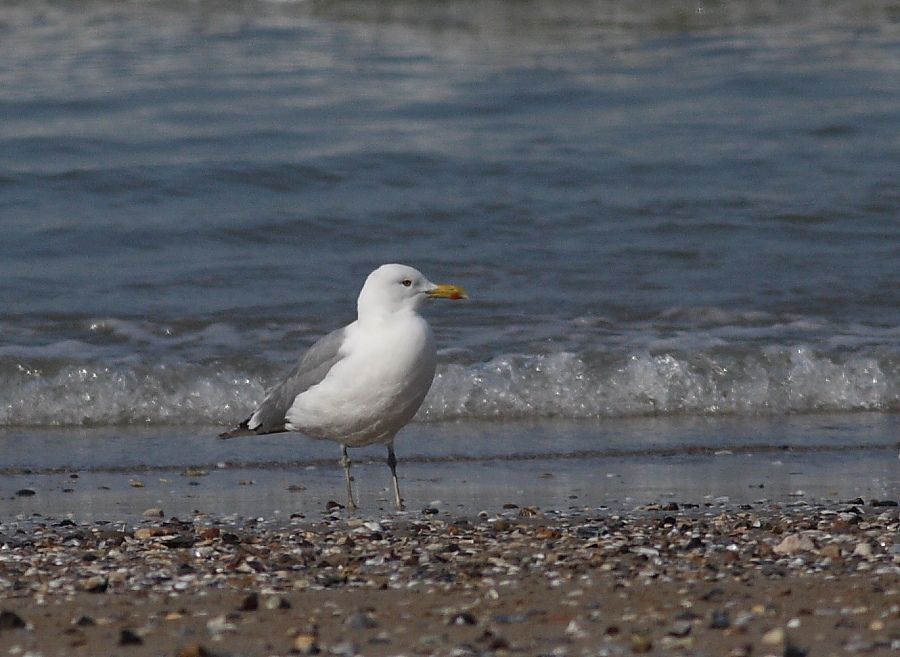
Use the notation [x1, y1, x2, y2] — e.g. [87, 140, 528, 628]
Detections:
[422, 348, 898, 420]
[1, 346, 896, 427]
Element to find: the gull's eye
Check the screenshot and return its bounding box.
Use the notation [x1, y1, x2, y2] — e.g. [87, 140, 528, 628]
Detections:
[401, 279, 413, 287]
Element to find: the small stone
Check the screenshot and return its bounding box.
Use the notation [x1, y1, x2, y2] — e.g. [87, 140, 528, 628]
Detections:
[449, 612, 478, 626]
[710, 610, 730, 629]
[265, 596, 291, 610]
[784, 643, 808, 657]
[370, 631, 391, 644]
[134, 527, 167, 540]
[853, 542, 873, 558]
[761, 627, 785, 645]
[292, 632, 320, 654]
[565, 619, 587, 638]
[491, 613, 527, 624]
[630, 632, 653, 653]
[843, 637, 875, 653]
[118, 628, 143, 646]
[660, 636, 694, 650]
[163, 534, 196, 549]
[206, 615, 237, 634]
[129, 479, 144, 488]
[72, 615, 95, 627]
[0, 610, 26, 630]
[819, 544, 842, 559]
[668, 620, 692, 637]
[773, 534, 815, 555]
[14, 489, 36, 497]
[325, 500, 344, 510]
[142, 507, 164, 518]
[78, 576, 108, 593]
[176, 645, 218, 657]
[344, 612, 378, 629]
[238, 593, 259, 611]
[477, 630, 509, 651]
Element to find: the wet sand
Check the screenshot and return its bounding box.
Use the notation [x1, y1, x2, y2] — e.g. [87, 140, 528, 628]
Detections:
[3, 440, 898, 522]
[1, 499, 898, 656]
[1, 423, 898, 656]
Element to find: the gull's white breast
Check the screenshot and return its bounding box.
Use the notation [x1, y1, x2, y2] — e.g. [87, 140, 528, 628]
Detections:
[284, 313, 437, 447]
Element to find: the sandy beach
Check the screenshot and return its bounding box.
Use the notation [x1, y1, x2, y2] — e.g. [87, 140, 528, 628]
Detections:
[3, 2, 900, 655]
[1, 498, 897, 657]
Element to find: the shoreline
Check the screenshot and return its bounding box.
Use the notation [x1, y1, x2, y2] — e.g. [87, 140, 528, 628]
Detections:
[2, 444, 897, 523]
[1, 501, 898, 656]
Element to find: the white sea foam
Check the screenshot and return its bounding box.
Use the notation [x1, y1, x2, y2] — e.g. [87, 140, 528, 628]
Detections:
[0, 345, 896, 427]
[420, 347, 898, 420]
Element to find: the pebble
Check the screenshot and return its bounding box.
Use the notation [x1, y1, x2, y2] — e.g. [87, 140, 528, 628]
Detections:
[77, 576, 108, 593]
[709, 609, 730, 629]
[238, 593, 259, 611]
[265, 595, 291, 610]
[176, 645, 218, 657]
[668, 620, 692, 637]
[629, 632, 653, 653]
[760, 627, 785, 645]
[206, 615, 237, 634]
[0, 501, 894, 657]
[565, 619, 587, 638]
[118, 628, 143, 645]
[0, 610, 26, 630]
[784, 643, 808, 657]
[292, 631, 320, 654]
[344, 611, 378, 629]
[330, 640, 357, 657]
[773, 534, 816, 555]
[853, 541, 873, 557]
[448, 612, 478, 626]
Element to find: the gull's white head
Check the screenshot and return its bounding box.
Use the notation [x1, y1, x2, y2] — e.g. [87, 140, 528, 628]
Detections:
[357, 263, 467, 321]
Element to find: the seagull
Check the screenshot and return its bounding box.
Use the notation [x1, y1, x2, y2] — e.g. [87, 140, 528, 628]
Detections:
[220, 263, 468, 511]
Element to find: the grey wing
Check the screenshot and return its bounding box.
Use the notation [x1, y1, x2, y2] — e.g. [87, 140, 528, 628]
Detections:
[219, 327, 347, 438]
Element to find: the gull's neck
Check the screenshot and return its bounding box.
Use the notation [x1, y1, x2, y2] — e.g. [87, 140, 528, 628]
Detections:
[357, 304, 421, 328]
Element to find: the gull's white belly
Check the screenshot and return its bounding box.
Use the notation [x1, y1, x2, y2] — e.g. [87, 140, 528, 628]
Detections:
[284, 315, 436, 447]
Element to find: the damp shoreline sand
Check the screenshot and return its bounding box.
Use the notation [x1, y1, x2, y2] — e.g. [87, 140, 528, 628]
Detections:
[1, 499, 898, 657]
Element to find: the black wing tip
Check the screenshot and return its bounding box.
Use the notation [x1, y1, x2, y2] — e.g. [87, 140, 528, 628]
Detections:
[219, 419, 252, 439]
[219, 416, 289, 439]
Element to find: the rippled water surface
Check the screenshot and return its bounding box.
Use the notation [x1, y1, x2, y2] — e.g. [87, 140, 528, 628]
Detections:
[1, 2, 898, 464]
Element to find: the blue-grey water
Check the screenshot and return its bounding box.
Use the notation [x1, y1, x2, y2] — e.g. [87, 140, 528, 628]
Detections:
[1, 0, 899, 505]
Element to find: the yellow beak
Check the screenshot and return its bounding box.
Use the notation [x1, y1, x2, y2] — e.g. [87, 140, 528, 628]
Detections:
[427, 283, 468, 300]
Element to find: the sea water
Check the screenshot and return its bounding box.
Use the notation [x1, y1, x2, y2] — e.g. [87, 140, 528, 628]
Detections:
[0, 2, 898, 508]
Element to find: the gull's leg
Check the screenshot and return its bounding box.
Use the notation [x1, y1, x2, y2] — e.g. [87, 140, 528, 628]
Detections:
[387, 443, 405, 511]
[340, 444, 357, 511]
